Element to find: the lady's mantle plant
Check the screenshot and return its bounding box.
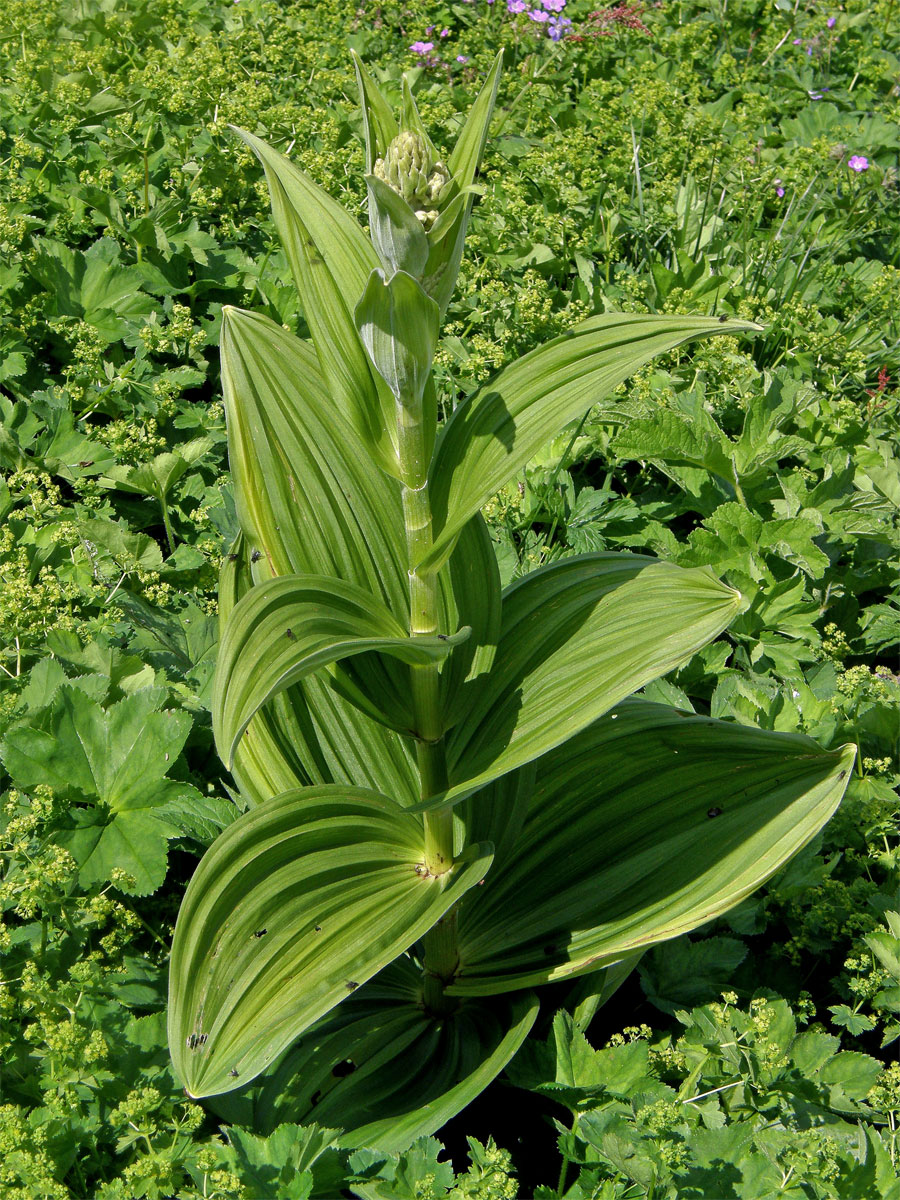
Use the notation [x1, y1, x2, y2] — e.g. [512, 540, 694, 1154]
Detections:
[167, 53, 854, 1148]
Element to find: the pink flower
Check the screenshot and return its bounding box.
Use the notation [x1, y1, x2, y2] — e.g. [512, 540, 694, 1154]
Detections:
[848, 155, 870, 172]
[507, 0, 527, 10]
[827, 16, 836, 27]
[440, 27, 450, 36]
[542, 0, 567, 9]
[529, 8, 550, 20]
[457, 54, 469, 62]
[410, 41, 434, 53]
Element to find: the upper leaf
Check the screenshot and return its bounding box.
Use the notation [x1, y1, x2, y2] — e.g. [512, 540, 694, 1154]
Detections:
[220, 307, 408, 612]
[355, 270, 440, 415]
[231, 128, 399, 474]
[168, 786, 493, 1097]
[422, 313, 762, 571]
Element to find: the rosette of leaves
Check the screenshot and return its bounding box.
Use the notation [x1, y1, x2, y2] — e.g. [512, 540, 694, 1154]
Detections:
[167, 52, 855, 1148]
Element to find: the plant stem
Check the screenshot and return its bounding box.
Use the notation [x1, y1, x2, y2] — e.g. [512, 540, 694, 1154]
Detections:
[160, 496, 175, 554]
[397, 398, 460, 1013]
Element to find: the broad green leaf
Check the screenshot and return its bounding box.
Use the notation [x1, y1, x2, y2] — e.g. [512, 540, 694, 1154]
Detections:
[449, 699, 855, 995]
[431, 553, 741, 810]
[168, 786, 493, 1097]
[232, 128, 398, 473]
[220, 307, 408, 609]
[0, 685, 196, 894]
[214, 572, 469, 767]
[218, 539, 420, 808]
[354, 269, 440, 417]
[242, 958, 538, 1151]
[422, 314, 762, 571]
[219, 316, 497, 802]
[438, 513, 502, 731]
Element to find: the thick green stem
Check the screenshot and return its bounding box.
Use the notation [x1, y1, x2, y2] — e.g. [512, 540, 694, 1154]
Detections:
[397, 398, 460, 1013]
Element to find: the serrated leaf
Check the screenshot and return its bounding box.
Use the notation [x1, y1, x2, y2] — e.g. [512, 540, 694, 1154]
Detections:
[168, 786, 493, 1096]
[0, 685, 193, 894]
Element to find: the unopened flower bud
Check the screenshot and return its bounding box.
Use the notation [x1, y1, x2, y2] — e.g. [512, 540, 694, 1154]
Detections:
[373, 131, 452, 229]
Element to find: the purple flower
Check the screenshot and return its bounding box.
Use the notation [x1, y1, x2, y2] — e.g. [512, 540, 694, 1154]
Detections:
[548, 14, 571, 38]
[507, 0, 527, 10]
[425, 24, 434, 32]
[774, 178, 785, 197]
[529, 8, 550, 20]
[848, 155, 870, 172]
[827, 16, 836, 27]
[456, 54, 469, 62]
[410, 41, 434, 54]
[542, 0, 566, 10]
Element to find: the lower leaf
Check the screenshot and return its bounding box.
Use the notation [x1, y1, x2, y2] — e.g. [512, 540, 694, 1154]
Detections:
[450, 699, 855, 995]
[212, 957, 538, 1151]
[168, 786, 493, 1097]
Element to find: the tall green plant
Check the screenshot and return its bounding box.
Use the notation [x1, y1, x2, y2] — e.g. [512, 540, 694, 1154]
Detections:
[167, 53, 854, 1147]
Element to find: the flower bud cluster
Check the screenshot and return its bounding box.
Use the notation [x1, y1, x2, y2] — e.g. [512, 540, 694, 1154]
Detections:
[373, 130, 452, 229]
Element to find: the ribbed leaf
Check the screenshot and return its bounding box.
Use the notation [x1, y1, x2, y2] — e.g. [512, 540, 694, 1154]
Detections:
[422, 314, 762, 571]
[355, 270, 440, 414]
[221, 307, 407, 609]
[351, 52, 399, 173]
[423, 49, 504, 317]
[232, 128, 399, 473]
[429, 553, 742, 810]
[450, 700, 855, 995]
[215, 573, 470, 768]
[244, 958, 537, 1150]
[438, 513, 501, 730]
[219, 542, 419, 809]
[168, 786, 493, 1097]
[365, 174, 430, 279]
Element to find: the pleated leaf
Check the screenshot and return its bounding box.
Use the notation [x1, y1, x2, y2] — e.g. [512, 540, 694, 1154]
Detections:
[424, 49, 503, 317]
[232, 128, 399, 473]
[422, 314, 762, 571]
[351, 51, 399, 173]
[450, 700, 855, 995]
[246, 958, 538, 1150]
[221, 307, 408, 611]
[430, 553, 742, 810]
[355, 269, 440, 413]
[218, 543, 421, 810]
[168, 786, 493, 1097]
[214, 573, 470, 769]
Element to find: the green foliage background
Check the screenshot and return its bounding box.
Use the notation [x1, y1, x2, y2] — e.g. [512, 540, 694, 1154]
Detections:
[0, 0, 897, 1196]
